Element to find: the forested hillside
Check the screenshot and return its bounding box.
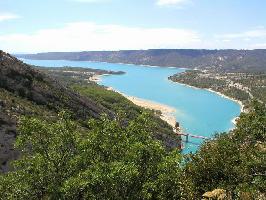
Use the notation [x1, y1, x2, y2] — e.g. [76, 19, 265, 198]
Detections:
[169, 70, 266, 108]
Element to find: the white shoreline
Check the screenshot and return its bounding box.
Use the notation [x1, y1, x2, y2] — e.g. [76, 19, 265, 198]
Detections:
[170, 80, 245, 126]
[88, 73, 112, 83]
[107, 87, 177, 128]
[170, 80, 244, 112]
[205, 89, 244, 126]
[88, 74, 101, 82]
[206, 88, 245, 113]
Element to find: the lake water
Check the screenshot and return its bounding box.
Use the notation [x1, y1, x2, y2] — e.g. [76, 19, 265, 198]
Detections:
[22, 59, 241, 153]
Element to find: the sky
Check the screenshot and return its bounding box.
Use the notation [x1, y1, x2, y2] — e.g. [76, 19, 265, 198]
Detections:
[0, 0, 266, 53]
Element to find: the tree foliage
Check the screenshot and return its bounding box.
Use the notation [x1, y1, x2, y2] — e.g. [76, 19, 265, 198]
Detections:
[0, 112, 185, 199]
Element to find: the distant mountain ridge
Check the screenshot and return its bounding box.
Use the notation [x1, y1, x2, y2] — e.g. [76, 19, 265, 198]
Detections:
[17, 49, 266, 72]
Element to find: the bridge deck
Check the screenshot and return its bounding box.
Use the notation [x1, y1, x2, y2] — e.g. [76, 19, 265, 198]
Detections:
[176, 132, 209, 140]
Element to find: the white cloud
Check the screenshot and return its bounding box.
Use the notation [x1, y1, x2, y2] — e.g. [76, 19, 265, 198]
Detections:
[222, 39, 231, 42]
[214, 28, 266, 49]
[156, 0, 191, 7]
[217, 28, 266, 40]
[252, 43, 266, 49]
[0, 13, 20, 22]
[0, 22, 201, 53]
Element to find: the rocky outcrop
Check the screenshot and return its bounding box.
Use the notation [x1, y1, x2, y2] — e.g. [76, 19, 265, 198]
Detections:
[0, 111, 18, 172]
[202, 189, 227, 200]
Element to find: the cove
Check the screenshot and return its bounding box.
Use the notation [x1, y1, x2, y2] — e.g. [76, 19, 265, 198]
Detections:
[22, 59, 241, 153]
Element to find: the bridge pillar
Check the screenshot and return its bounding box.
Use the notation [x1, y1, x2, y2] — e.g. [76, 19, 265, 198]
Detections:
[185, 134, 189, 142]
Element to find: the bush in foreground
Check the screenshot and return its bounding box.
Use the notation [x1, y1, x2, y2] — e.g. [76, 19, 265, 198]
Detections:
[0, 112, 189, 199]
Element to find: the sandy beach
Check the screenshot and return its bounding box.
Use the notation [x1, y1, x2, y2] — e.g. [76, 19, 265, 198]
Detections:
[106, 87, 177, 127]
[88, 74, 102, 82]
[126, 95, 177, 127]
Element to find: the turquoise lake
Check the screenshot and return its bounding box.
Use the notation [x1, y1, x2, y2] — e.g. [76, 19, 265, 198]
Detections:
[22, 59, 241, 153]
